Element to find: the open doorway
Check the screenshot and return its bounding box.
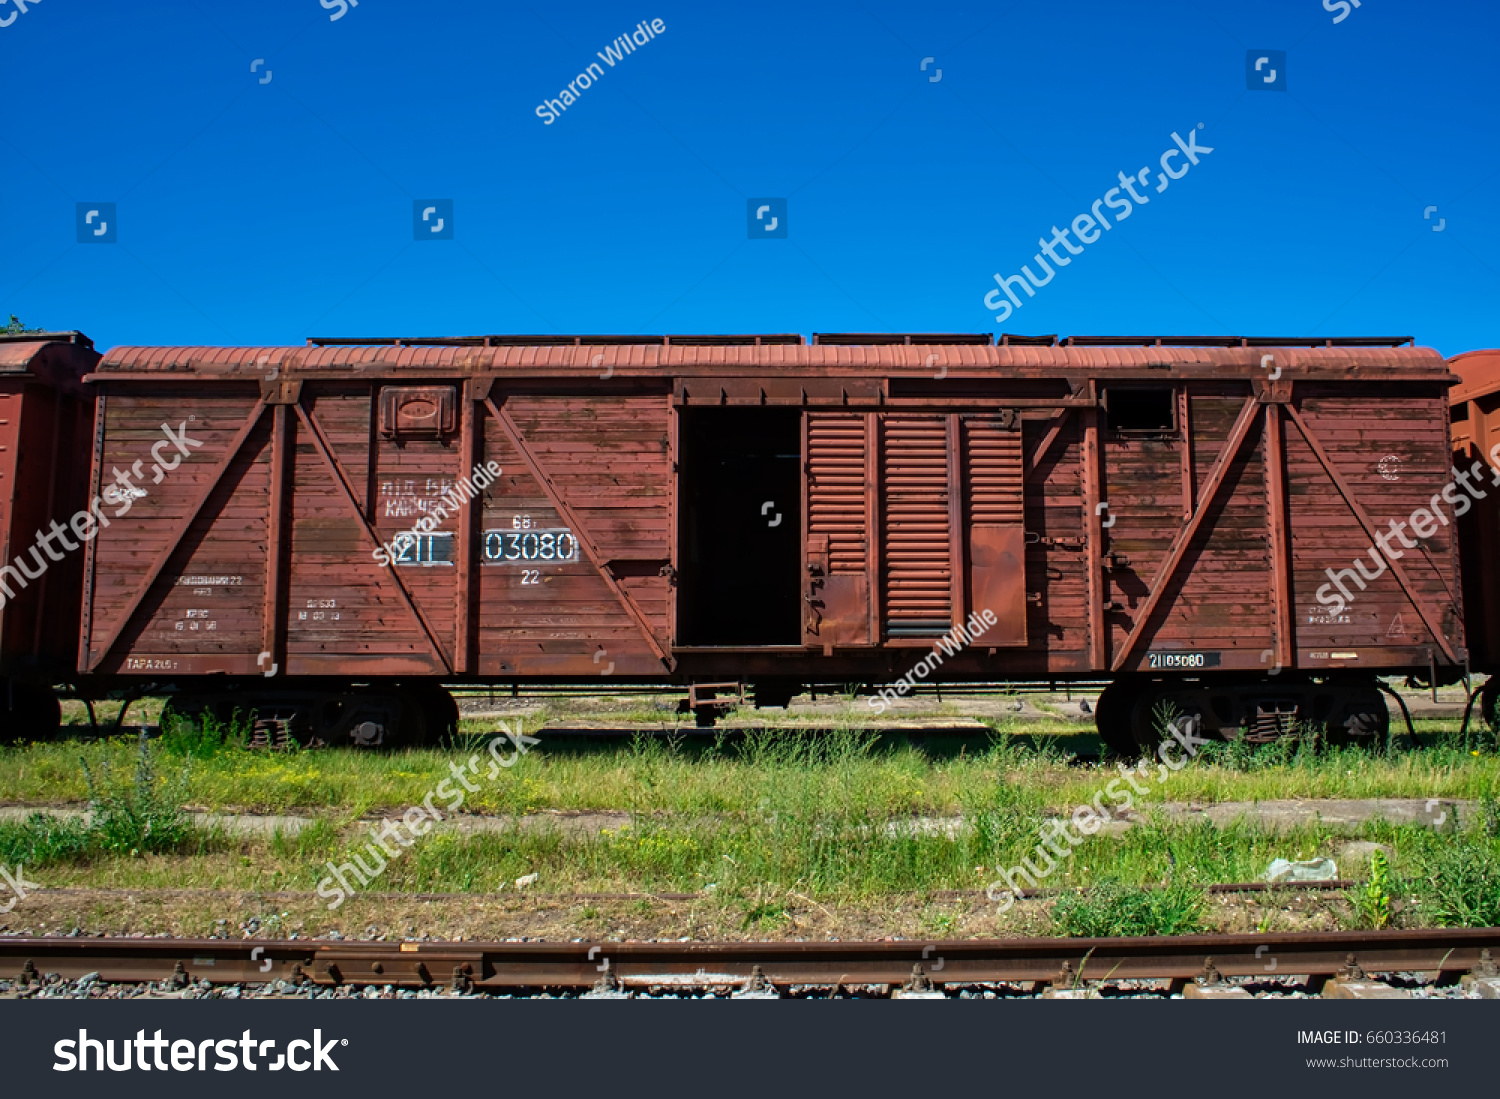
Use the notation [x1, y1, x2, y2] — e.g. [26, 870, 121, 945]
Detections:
[678, 408, 802, 645]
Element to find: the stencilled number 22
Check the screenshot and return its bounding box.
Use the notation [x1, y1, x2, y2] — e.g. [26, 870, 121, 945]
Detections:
[522, 570, 541, 586]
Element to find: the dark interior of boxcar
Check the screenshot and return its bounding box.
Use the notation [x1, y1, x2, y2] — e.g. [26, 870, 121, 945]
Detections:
[676, 407, 802, 646]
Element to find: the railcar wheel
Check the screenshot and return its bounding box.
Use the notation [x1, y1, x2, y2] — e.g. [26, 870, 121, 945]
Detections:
[411, 687, 459, 745]
[1322, 684, 1389, 747]
[0, 683, 61, 743]
[1093, 681, 1139, 757]
[1121, 684, 1209, 754]
[1480, 676, 1500, 732]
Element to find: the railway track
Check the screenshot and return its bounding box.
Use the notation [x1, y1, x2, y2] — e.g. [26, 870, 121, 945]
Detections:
[3, 928, 1498, 997]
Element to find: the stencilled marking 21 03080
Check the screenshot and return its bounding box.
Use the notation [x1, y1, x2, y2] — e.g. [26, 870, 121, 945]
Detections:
[1146, 651, 1221, 669]
[482, 527, 578, 565]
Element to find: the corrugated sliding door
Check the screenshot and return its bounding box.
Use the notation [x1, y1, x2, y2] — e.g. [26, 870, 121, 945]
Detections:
[804, 412, 872, 646]
[964, 414, 1027, 645]
[803, 411, 1028, 650]
[882, 414, 952, 637]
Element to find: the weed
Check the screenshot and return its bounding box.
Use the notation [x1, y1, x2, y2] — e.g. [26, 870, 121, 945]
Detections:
[1048, 880, 1207, 938]
[1150, 698, 1184, 743]
[80, 735, 193, 855]
[1352, 849, 1392, 930]
[741, 898, 789, 930]
[0, 812, 92, 866]
[442, 714, 540, 755]
[268, 818, 340, 862]
[921, 909, 960, 936]
[1411, 836, 1500, 927]
[1194, 722, 1318, 773]
[159, 708, 251, 758]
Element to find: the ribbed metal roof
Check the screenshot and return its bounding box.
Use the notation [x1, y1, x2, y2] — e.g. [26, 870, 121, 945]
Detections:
[1448, 349, 1500, 403]
[97, 340, 1448, 375]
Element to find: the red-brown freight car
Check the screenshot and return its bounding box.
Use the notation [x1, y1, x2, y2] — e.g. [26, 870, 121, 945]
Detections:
[0, 332, 99, 736]
[71, 334, 1463, 751]
[1447, 347, 1500, 721]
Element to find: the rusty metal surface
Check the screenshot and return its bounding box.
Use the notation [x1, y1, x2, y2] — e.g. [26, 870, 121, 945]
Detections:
[1, 928, 1496, 990]
[77, 339, 1462, 685]
[882, 415, 952, 634]
[1447, 348, 1500, 405]
[0, 338, 98, 679]
[1449, 349, 1500, 671]
[95, 342, 1452, 378]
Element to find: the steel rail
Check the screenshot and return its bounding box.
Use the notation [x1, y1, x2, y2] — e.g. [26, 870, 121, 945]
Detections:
[3, 928, 1497, 992]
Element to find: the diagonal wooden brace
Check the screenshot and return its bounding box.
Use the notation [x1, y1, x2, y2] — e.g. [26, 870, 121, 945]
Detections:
[1024, 408, 1072, 482]
[1111, 395, 1261, 673]
[294, 401, 453, 673]
[484, 395, 673, 669]
[1285, 403, 1459, 665]
[89, 401, 269, 671]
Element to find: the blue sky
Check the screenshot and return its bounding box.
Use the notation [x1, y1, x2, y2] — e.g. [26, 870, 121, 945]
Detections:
[1, 0, 1496, 355]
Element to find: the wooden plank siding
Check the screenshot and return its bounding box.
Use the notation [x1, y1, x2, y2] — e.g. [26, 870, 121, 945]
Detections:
[77, 344, 1466, 682]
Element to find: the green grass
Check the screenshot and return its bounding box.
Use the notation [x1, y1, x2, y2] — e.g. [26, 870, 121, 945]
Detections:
[6, 692, 1491, 933]
[1049, 880, 1209, 937]
[17, 817, 1500, 931]
[1401, 826, 1500, 927]
[4, 767, 1496, 928]
[1, 721, 1496, 815]
[0, 737, 215, 866]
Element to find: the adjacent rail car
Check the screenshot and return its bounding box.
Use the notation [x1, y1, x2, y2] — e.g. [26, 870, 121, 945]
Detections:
[0, 332, 99, 732]
[1448, 347, 1500, 720]
[67, 333, 1463, 750]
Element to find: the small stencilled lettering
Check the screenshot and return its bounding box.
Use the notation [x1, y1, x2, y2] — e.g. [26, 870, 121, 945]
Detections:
[298, 598, 342, 622]
[176, 608, 218, 633]
[381, 477, 457, 519]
